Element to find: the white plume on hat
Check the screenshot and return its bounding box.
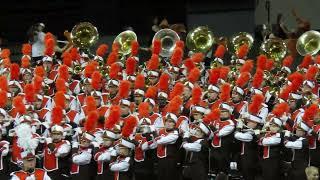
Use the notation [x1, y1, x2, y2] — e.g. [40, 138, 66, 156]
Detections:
[16, 123, 38, 152]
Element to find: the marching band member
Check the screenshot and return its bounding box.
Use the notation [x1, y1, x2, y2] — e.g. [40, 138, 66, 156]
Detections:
[134, 102, 157, 180]
[210, 83, 235, 174]
[70, 111, 99, 180]
[146, 54, 160, 87]
[94, 106, 119, 180]
[310, 105, 320, 167]
[232, 71, 251, 119]
[156, 112, 180, 180]
[110, 115, 137, 180]
[259, 111, 284, 179]
[158, 73, 170, 113]
[43, 106, 71, 179]
[205, 68, 221, 109]
[182, 121, 211, 180]
[133, 74, 146, 108]
[10, 132, 51, 180]
[0, 125, 10, 179]
[234, 94, 266, 180]
[285, 104, 318, 180]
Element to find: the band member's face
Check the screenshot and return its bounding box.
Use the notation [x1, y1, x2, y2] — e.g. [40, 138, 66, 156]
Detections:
[0, 114, 4, 122]
[148, 104, 153, 114]
[6, 97, 12, 108]
[247, 120, 258, 129]
[220, 110, 230, 120]
[138, 125, 151, 134]
[158, 97, 167, 107]
[102, 139, 113, 147]
[193, 127, 205, 138]
[171, 71, 179, 80]
[182, 87, 191, 101]
[51, 132, 63, 142]
[34, 99, 42, 110]
[117, 146, 130, 156]
[84, 83, 92, 94]
[22, 73, 32, 83]
[23, 158, 36, 172]
[232, 91, 242, 103]
[302, 85, 312, 94]
[307, 169, 319, 180]
[80, 138, 91, 148]
[314, 111, 320, 124]
[134, 95, 143, 105]
[148, 76, 158, 85]
[65, 99, 70, 110]
[43, 62, 52, 72]
[120, 105, 130, 116]
[207, 91, 218, 101]
[94, 96, 101, 107]
[2, 71, 9, 78]
[288, 99, 297, 111]
[192, 112, 203, 121]
[108, 85, 118, 95]
[269, 124, 280, 133]
[296, 128, 305, 137]
[9, 86, 19, 96]
[165, 120, 176, 130]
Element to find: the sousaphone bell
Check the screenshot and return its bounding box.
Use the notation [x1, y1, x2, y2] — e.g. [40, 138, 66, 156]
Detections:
[152, 28, 180, 57]
[186, 26, 215, 53]
[296, 30, 320, 56]
[114, 30, 138, 56]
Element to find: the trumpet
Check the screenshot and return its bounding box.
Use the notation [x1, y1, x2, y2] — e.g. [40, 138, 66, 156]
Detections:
[72, 65, 82, 75]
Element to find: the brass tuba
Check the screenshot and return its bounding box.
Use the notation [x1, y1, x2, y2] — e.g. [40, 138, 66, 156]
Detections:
[114, 30, 137, 56]
[260, 38, 287, 63]
[153, 28, 180, 57]
[296, 30, 320, 56]
[230, 32, 254, 55]
[186, 26, 215, 53]
[70, 22, 99, 49]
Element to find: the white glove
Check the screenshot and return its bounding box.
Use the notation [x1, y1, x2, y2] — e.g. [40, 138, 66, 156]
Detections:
[8, 129, 15, 137]
[183, 131, 190, 139]
[91, 141, 100, 148]
[264, 122, 270, 129]
[241, 112, 250, 119]
[149, 125, 156, 133]
[72, 142, 79, 148]
[230, 162, 238, 170]
[141, 142, 149, 151]
[254, 129, 261, 135]
[284, 130, 291, 137]
[46, 138, 53, 144]
[280, 114, 289, 122]
[44, 78, 53, 84]
[74, 127, 82, 134]
[236, 120, 244, 129]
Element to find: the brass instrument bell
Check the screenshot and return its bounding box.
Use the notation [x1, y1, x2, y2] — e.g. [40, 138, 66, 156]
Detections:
[260, 38, 287, 63]
[230, 32, 254, 55]
[71, 22, 99, 49]
[186, 26, 215, 53]
[296, 30, 320, 56]
[153, 28, 180, 57]
[114, 30, 138, 56]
